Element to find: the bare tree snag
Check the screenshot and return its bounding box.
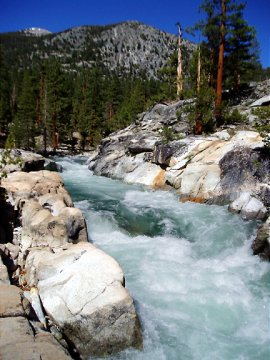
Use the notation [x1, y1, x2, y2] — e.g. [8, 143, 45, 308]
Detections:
[176, 22, 183, 97]
[197, 43, 201, 93]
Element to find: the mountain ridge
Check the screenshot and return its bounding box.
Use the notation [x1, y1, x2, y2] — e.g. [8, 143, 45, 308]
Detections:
[0, 21, 196, 78]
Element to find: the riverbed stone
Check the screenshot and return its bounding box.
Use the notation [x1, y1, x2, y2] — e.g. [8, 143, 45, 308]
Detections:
[252, 217, 270, 259]
[0, 284, 24, 317]
[44, 159, 63, 172]
[0, 257, 9, 284]
[0, 316, 71, 360]
[21, 200, 68, 248]
[152, 143, 174, 166]
[25, 242, 142, 358]
[229, 192, 267, 220]
[124, 161, 165, 187]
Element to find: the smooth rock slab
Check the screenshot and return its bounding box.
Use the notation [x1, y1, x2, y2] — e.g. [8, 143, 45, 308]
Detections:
[0, 316, 71, 360]
[25, 242, 142, 358]
[0, 284, 24, 317]
[2, 171, 73, 208]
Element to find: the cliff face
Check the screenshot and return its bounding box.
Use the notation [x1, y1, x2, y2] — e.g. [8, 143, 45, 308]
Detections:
[0, 21, 195, 77]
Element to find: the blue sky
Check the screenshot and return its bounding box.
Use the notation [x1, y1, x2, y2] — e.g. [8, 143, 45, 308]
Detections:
[0, 0, 269, 68]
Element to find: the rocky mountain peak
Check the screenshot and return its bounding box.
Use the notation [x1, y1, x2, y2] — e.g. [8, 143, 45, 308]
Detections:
[1, 21, 196, 78]
[23, 27, 52, 36]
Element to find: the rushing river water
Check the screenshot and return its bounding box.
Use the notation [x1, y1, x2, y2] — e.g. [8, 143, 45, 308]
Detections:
[56, 157, 270, 360]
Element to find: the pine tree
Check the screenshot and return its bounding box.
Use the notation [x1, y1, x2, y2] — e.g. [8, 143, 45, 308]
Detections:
[225, 5, 259, 88]
[45, 59, 72, 150]
[157, 51, 178, 99]
[0, 46, 11, 135]
[195, 0, 259, 119]
[13, 70, 36, 148]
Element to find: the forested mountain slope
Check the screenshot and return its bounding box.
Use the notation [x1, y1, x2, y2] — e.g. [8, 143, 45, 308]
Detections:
[0, 21, 195, 77]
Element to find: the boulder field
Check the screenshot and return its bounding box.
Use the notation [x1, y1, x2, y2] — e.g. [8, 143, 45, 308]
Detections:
[0, 165, 142, 359]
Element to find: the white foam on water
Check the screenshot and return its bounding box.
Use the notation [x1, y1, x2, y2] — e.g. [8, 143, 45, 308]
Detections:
[57, 157, 270, 360]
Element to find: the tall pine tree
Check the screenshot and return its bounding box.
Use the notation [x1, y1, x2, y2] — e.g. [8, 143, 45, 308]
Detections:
[0, 46, 11, 136]
[45, 59, 72, 150]
[12, 70, 36, 148]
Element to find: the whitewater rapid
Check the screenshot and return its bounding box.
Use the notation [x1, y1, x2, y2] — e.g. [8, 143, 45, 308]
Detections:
[57, 157, 270, 360]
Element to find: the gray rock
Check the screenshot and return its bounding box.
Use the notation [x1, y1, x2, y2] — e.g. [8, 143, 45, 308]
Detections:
[25, 243, 142, 359]
[252, 217, 270, 260]
[220, 146, 270, 199]
[0, 316, 71, 360]
[229, 192, 267, 220]
[58, 207, 88, 243]
[21, 200, 68, 248]
[44, 159, 63, 172]
[0, 284, 24, 317]
[152, 143, 173, 166]
[241, 196, 267, 220]
[250, 94, 270, 107]
[128, 139, 157, 154]
[0, 257, 9, 284]
[5, 242, 20, 260]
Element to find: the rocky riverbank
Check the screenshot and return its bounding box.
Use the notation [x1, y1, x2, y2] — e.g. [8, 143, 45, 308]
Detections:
[0, 153, 142, 359]
[88, 98, 270, 259]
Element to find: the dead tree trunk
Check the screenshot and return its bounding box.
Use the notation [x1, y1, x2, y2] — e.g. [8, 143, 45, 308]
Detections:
[197, 43, 201, 93]
[176, 22, 183, 98]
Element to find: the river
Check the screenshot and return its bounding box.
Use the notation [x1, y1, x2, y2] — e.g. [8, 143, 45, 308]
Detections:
[56, 156, 270, 360]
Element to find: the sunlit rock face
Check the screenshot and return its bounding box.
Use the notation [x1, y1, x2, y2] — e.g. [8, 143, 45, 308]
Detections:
[1, 168, 142, 358]
[89, 100, 268, 220]
[25, 242, 142, 358]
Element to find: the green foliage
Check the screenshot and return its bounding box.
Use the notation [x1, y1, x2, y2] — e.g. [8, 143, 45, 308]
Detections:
[157, 51, 178, 100]
[252, 106, 270, 121]
[225, 6, 260, 87]
[0, 46, 12, 133]
[161, 126, 175, 143]
[222, 107, 248, 125]
[45, 59, 73, 148]
[13, 70, 37, 148]
[0, 146, 22, 180]
[262, 134, 270, 149]
[181, 86, 216, 133]
[160, 125, 184, 144]
[252, 106, 270, 148]
[4, 133, 15, 150]
[192, 0, 260, 91]
[70, 67, 162, 145]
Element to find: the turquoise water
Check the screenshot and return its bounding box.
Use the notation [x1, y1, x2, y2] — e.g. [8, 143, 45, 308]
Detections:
[57, 157, 270, 360]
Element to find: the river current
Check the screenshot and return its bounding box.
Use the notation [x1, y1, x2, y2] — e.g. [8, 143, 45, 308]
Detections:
[56, 157, 270, 360]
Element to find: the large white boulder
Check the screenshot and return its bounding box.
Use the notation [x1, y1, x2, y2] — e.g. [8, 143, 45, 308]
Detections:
[25, 242, 142, 358]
